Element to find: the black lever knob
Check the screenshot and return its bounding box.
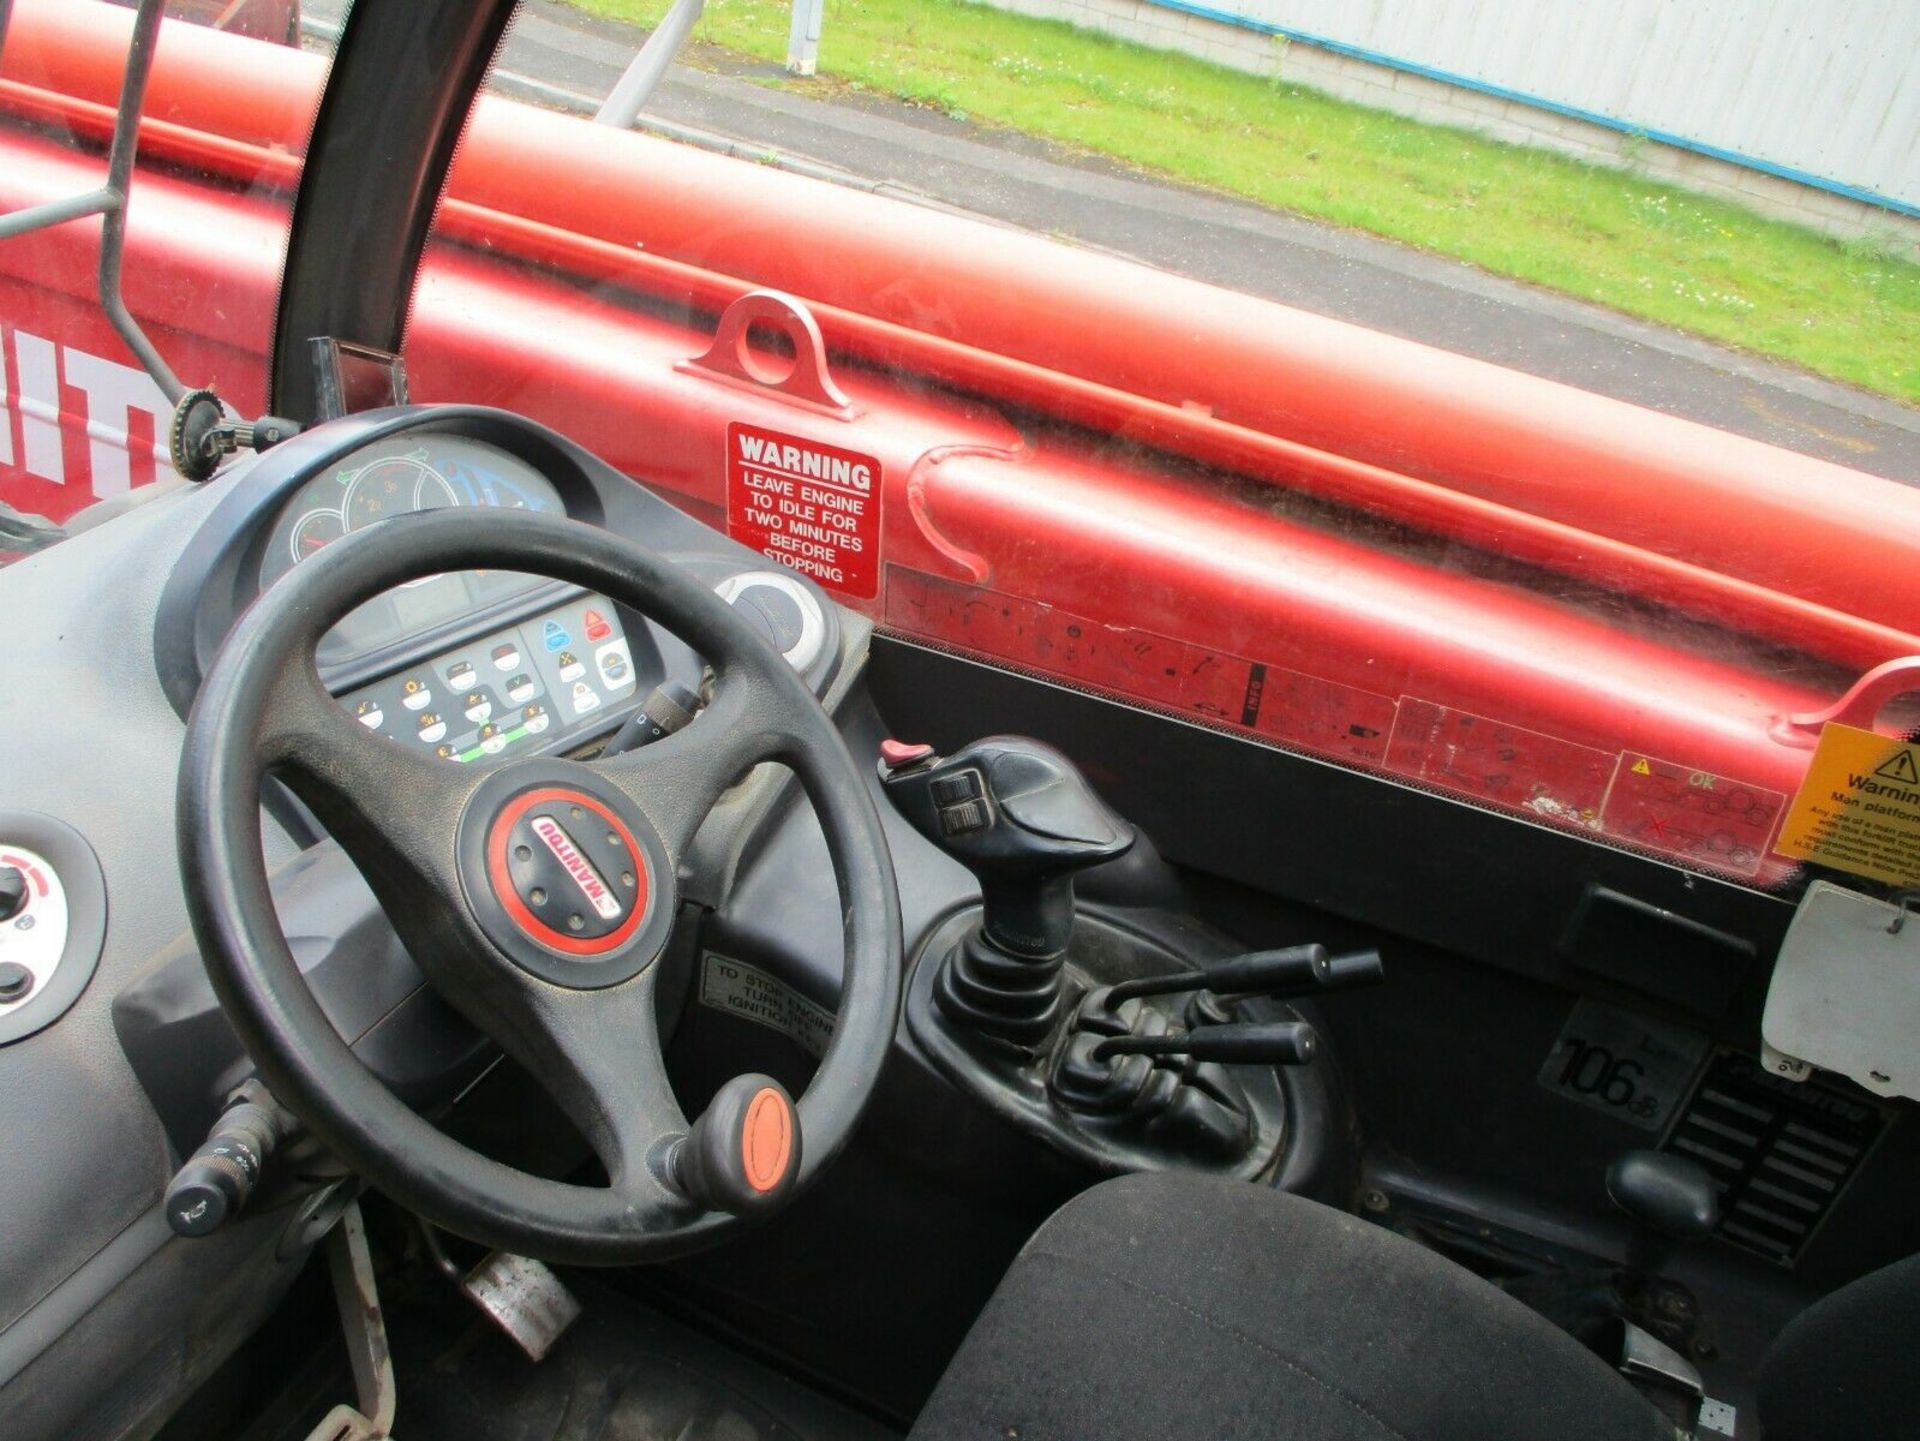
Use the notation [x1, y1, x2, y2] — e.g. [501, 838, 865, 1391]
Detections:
[1109, 945, 1330, 1004]
[669, 1074, 801, 1216]
[1608, 1150, 1720, 1240]
[165, 1096, 282, 1237]
[1094, 1020, 1319, 1066]
[880, 736, 1134, 959]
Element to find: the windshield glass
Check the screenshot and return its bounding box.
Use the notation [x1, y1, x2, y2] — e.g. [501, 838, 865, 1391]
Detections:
[6, 0, 1916, 897]
[388, 0, 1919, 893]
[0, 0, 336, 555]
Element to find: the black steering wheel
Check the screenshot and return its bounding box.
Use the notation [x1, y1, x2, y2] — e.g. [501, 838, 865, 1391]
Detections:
[177, 506, 901, 1263]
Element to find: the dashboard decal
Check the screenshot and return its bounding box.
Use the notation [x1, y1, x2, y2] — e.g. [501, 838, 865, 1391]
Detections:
[1385, 699, 1615, 828]
[1774, 724, 1920, 888]
[1603, 754, 1785, 879]
[882, 566, 1807, 881]
[727, 423, 882, 599]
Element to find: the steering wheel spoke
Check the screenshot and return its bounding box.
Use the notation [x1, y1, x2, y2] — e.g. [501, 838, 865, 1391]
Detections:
[471, 965, 690, 1199]
[179, 501, 901, 1263]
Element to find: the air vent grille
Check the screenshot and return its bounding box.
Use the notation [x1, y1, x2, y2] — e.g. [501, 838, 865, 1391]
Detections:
[1663, 1051, 1889, 1264]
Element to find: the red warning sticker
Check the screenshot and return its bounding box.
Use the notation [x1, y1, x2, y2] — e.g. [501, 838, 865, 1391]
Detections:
[727, 423, 882, 599]
[1602, 754, 1784, 877]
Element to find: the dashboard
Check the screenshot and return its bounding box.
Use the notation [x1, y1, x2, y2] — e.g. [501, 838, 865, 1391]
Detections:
[152, 409, 844, 773]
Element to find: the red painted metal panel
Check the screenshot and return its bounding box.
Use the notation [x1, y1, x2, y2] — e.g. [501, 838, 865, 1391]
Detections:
[3, 0, 1915, 890]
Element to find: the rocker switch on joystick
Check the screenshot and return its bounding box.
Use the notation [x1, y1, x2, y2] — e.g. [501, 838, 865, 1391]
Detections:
[882, 736, 1135, 1044]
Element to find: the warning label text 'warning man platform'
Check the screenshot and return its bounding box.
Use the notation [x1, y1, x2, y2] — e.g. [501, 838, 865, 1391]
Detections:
[1776, 723, 1920, 888]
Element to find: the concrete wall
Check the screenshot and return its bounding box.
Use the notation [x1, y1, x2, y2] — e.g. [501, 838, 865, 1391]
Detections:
[985, 0, 1920, 255]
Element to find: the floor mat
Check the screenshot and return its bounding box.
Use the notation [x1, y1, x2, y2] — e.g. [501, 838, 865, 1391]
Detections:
[284, 1265, 902, 1441]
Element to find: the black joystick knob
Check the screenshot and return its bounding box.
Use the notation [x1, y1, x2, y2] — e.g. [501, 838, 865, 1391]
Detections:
[669, 1074, 801, 1216]
[883, 735, 1135, 957]
[882, 736, 1135, 1044]
[1607, 1149, 1720, 1276]
[0, 865, 26, 922]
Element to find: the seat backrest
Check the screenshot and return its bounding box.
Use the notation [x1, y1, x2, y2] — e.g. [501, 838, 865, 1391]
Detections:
[1757, 1251, 1920, 1439]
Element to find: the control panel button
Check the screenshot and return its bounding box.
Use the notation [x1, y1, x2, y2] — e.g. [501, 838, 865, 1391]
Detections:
[0, 866, 25, 922]
[557, 651, 585, 684]
[880, 739, 936, 772]
[448, 662, 478, 690]
[0, 844, 72, 1024]
[543, 620, 571, 652]
[418, 712, 448, 744]
[401, 678, 432, 710]
[354, 700, 384, 730]
[492, 643, 521, 671]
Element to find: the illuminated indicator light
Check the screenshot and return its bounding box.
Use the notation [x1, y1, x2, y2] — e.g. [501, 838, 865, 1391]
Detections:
[543, 620, 571, 652]
[583, 608, 612, 642]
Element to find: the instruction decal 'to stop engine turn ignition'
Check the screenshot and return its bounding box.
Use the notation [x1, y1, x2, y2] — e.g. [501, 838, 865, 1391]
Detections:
[727, 423, 882, 599]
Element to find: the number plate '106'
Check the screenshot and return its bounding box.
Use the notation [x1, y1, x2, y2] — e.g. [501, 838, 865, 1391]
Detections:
[1536, 998, 1710, 1132]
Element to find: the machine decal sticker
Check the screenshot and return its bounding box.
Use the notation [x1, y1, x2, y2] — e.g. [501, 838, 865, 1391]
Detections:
[1774, 723, 1920, 887]
[727, 423, 882, 599]
[1537, 999, 1709, 1132]
[1385, 700, 1614, 824]
[885, 568, 1397, 750]
[881, 566, 1800, 884]
[1601, 754, 1785, 879]
[699, 953, 836, 1058]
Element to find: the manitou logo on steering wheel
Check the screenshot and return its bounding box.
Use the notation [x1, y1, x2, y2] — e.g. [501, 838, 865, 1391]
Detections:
[530, 814, 623, 920]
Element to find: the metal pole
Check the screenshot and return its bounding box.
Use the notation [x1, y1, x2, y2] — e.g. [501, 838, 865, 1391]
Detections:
[98, 0, 184, 401]
[0, 188, 114, 243]
[786, 0, 825, 76]
[594, 0, 705, 129]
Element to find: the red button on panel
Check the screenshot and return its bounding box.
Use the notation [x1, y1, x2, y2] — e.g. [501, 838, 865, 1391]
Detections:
[880, 739, 936, 771]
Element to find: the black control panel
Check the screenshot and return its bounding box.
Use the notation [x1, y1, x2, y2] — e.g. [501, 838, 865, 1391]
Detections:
[339, 592, 639, 763]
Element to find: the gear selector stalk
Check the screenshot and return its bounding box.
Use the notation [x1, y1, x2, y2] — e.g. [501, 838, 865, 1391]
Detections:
[882, 736, 1135, 1044]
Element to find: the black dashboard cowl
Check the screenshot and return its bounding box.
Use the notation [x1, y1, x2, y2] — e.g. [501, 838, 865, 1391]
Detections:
[113, 839, 491, 1160]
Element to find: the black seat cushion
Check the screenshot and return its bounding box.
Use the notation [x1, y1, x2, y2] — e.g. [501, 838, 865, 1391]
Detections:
[1757, 1249, 1920, 1441]
[910, 1172, 1668, 1441]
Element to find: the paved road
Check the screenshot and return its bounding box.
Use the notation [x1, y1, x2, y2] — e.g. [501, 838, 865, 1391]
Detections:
[315, 0, 1920, 481]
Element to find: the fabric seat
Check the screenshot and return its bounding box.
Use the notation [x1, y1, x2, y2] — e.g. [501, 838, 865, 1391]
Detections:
[910, 1171, 1670, 1441]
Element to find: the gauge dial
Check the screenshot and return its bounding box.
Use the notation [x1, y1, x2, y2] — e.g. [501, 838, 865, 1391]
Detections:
[257, 439, 564, 594]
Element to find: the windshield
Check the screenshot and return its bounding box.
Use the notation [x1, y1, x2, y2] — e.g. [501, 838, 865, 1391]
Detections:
[4, 0, 1916, 896]
[0, 0, 335, 556]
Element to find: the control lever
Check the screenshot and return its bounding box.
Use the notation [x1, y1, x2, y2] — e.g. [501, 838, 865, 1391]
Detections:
[1108, 945, 1330, 1003]
[165, 1082, 287, 1237]
[1093, 1020, 1319, 1067]
[603, 679, 702, 756]
[882, 736, 1134, 1044]
[1186, 946, 1384, 1026]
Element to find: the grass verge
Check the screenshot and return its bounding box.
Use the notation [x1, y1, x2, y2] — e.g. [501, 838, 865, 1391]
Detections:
[574, 0, 1919, 405]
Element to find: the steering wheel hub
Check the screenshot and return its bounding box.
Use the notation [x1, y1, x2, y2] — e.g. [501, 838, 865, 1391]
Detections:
[459, 765, 675, 988]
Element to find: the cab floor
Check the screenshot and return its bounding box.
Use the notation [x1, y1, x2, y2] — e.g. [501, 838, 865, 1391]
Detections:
[237, 1264, 903, 1441]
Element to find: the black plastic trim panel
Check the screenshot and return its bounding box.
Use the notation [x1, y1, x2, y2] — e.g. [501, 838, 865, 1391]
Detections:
[867, 637, 1797, 1037]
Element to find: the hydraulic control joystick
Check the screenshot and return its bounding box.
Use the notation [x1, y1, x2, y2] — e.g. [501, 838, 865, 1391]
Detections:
[881, 736, 1135, 1045]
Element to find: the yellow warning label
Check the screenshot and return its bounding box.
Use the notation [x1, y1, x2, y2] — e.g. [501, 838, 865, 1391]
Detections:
[1776, 723, 1920, 887]
[1631, 757, 1652, 776]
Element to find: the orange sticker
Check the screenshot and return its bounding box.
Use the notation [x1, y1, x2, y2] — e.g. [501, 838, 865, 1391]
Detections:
[1775, 724, 1920, 887]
